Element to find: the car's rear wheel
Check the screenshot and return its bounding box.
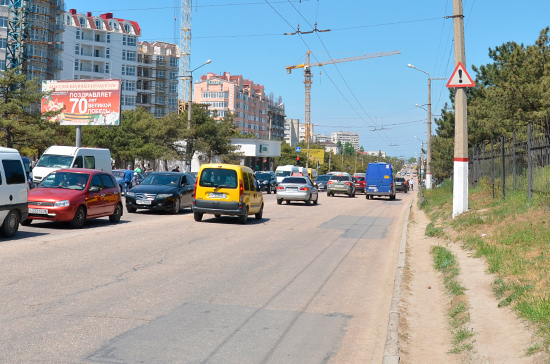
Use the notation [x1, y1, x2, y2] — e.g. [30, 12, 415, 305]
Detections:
[194, 212, 203, 221]
[238, 208, 248, 224]
[70, 206, 86, 229]
[305, 195, 311, 205]
[277, 199, 282, 205]
[21, 219, 33, 226]
[313, 194, 318, 205]
[109, 203, 123, 223]
[366, 194, 370, 199]
[255, 204, 263, 220]
[170, 197, 181, 214]
[267, 186, 271, 194]
[0, 210, 20, 238]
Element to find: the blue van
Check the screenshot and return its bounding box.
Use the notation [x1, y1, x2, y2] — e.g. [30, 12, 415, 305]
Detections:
[365, 162, 396, 200]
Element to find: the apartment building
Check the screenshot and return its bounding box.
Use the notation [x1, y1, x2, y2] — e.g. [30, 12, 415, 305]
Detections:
[1, 0, 65, 80]
[60, 9, 140, 111]
[193, 72, 284, 140]
[284, 118, 299, 146]
[136, 41, 179, 118]
[331, 131, 360, 151]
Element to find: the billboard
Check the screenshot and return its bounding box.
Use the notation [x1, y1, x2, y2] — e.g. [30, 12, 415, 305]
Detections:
[41, 79, 122, 126]
[308, 149, 325, 165]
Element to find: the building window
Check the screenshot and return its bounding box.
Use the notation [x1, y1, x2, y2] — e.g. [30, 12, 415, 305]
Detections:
[122, 50, 136, 62]
[122, 95, 136, 107]
[170, 57, 178, 68]
[95, 20, 101, 29]
[74, 60, 79, 71]
[201, 91, 229, 99]
[0, 60, 5, 71]
[76, 29, 80, 39]
[75, 44, 79, 55]
[105, 63, 110, 74]
[123, 35, 137, 47]
[169, 83, 177, 93]
[0, 17, 7, 28]
[106, 48, 110, 59]
[157, 70, 165, 79]
[121, 65, 136, 76]
[0, 38, 6, 49]
[106, 33, 110, 43]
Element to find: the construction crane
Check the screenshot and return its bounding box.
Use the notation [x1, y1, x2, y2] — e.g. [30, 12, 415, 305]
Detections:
[286, 50, 401, 145]
[7, 0, 30, 73]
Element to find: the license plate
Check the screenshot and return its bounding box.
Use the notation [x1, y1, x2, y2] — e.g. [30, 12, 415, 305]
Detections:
[136, 200, 152, 205]
[286, 187, 297, 191]
[29, 208, 48, 214]
[209, 192, 226, 198]
[369, 187, 378, 192]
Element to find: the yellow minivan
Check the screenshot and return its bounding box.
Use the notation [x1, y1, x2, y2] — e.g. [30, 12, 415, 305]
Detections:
[192, 164, 264, 224]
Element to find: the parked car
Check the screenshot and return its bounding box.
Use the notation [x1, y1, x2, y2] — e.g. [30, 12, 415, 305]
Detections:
[255, 171, 277, 194]
[21, 157, 34, 189]
[125, 172, 195, 214]
[395, 177, 409, 193]
[315, 175, 330, 191]
[276, 176, 318, 205]
[327, 174, 355, 197]
[24, 169, 122, 229]
[0, 147, 28, 238]
[352, 173, 366, 194]
[112, 169, 144, 193]
[193, 163, 263, 224]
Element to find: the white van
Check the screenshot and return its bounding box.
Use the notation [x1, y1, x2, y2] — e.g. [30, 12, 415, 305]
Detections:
[33, 146, 112, 184]
[275, 165, 300, 183]
[0, 147, 28, 238]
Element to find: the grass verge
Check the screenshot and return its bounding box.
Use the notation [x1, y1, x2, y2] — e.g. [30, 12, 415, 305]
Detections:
[431, 245, 475, 354]
[422, 178, 548, 356]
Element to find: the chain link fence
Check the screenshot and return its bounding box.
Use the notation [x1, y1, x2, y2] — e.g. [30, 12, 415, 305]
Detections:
[469, 121, 550, 204]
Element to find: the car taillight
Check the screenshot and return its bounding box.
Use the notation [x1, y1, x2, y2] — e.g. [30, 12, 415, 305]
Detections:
[239, 179, 244, 202]
[345, 182, 352, 187]
[277, 186, 284, 190]
[328, 181, 333, 184]
[193, 178, 198, 201]
[299, 186, 308, 191]
[391, 183, 394, 189]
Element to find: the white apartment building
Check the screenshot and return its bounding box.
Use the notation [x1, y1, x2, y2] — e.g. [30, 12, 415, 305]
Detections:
[284, 118, 299, 146]
[331, 131, 360, 151]
[60, 9, 140, 111]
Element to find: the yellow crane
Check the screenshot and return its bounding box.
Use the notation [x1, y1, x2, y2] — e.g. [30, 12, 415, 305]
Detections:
[286, 50, 401, 145]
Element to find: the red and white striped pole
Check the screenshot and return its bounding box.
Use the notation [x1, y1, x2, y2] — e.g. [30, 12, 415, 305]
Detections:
[451, 0, 469, 217]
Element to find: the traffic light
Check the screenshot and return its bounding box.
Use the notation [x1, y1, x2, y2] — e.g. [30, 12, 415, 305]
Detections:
[296, 156, 300, 165]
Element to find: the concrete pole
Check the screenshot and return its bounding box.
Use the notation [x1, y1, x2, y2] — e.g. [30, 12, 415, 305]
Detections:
[186, 74, 193, 173]
[426, 78, 432, 189]
[76, 126, 82, 147]
[268, 111, 272, 140]
[452, 0, 469, 217]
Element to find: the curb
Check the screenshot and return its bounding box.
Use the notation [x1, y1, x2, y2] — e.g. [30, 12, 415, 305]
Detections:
[382, 197, 413, 364]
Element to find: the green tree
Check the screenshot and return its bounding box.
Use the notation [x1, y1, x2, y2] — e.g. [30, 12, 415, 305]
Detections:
[343, 142, 355, 156]
[0, 69, 63, 150]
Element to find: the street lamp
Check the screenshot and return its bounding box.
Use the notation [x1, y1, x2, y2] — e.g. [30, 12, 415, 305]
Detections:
[408, 64, 446, 189]
[182, 59, 211, 172]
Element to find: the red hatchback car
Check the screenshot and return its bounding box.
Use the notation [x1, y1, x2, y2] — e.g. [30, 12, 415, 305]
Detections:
[24, 169, 123, 229]
[352, 173, 366, 194]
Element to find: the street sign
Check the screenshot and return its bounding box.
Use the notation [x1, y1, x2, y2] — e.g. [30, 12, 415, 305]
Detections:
[295, 146, 301, 153]
[446, 62, 475, 88]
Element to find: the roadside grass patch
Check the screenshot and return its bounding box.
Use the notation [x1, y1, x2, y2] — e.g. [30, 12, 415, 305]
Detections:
[425, 222, 444, 237]
[423, 179, 550, 356]
[431, 245, 473, 354]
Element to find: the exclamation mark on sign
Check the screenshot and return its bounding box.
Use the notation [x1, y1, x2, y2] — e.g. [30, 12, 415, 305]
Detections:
[458, 69, 463, 83]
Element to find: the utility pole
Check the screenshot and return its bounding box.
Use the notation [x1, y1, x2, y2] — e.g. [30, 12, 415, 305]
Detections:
[452, 0, 468, 217]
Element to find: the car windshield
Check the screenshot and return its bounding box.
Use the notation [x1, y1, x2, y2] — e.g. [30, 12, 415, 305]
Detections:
[316, 175, 330, 181]
[281, 177, 307, 184]
[141, 174, 180, 186]
[111, 171, 124, 178]
[396, 177, 405, 182]
[199, 168, 238, 188]
[354, 176, 365, 181]
[275, 170, 291, 177]
[38, 171, 90, 190]
[330, 175, 350, 182]
[256, 172, 271, 180]
[36, 154, 74, 169]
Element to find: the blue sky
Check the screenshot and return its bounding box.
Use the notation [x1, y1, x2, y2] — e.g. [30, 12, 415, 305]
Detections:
[69, 0, 550, 160]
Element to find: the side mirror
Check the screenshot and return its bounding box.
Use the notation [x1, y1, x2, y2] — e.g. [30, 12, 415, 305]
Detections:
[89, 186, 101, 193]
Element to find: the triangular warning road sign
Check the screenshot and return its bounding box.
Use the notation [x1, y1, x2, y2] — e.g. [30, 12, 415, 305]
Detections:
[446, 62, 475, 88]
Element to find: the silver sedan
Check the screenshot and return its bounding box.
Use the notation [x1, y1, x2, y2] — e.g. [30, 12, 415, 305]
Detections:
[276, 176, 319, 205]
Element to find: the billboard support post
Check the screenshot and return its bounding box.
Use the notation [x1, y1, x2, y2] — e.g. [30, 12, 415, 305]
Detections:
[76, 126, 81, 147]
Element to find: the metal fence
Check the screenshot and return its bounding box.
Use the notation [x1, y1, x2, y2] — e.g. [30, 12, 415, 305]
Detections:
[469, 121, 550, 204]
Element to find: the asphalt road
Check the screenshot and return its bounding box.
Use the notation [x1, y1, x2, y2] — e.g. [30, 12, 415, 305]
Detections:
[1, 188, 412, 364]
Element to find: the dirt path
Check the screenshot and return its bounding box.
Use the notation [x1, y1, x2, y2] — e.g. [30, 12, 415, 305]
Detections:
[399, 196, 546, 363]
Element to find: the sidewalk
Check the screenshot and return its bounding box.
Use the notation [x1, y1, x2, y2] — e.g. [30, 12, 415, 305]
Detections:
[398, 195, 546, 363]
